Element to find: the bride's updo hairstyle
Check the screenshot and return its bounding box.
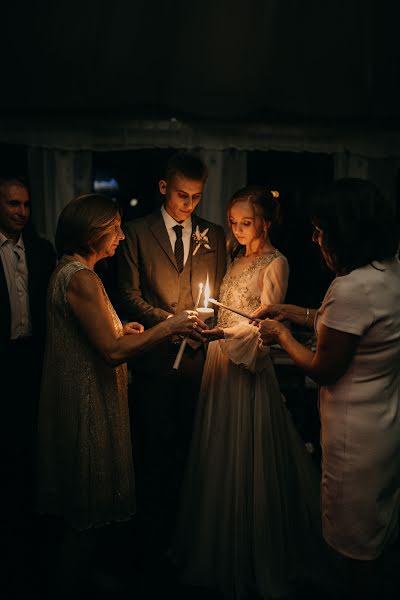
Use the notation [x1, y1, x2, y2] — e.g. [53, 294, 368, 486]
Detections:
[227, 185, 280, 259]
[55, 193, 121, 259]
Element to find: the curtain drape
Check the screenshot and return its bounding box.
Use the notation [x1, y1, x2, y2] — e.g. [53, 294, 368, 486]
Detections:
[28, 148, 92, 242]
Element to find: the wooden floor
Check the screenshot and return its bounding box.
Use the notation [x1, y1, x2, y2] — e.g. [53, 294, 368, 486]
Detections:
[2, 385, 398, 599]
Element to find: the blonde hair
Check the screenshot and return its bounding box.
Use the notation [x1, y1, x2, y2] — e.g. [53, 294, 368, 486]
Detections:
[55, 193, 121, 258]
[227, 185, 280, 259]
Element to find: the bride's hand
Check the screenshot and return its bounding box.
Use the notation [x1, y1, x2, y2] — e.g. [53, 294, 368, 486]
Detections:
[202, 326, 225, 341]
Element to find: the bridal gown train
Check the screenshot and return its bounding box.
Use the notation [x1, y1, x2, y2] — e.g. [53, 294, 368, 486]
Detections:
[171, 251, 328, 599]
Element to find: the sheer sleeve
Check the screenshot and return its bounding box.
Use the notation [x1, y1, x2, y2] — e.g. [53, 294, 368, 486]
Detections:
[219, 322, 270, 373]
[260, 255, 289, 305]
[220, 254, 289, 372]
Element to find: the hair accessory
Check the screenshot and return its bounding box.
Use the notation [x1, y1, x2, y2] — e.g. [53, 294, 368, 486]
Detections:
[271, 190, 279, 199]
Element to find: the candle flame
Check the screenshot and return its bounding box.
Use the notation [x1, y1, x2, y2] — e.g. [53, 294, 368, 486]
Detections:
[204, 274, 210, 308]
[195, 282, 204, 310]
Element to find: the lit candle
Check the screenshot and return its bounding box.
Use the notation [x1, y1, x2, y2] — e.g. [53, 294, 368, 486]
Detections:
[197, 274, 214, 327]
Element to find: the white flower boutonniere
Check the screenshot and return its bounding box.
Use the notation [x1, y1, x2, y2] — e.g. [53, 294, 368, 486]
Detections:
[192, 225, 211, 256]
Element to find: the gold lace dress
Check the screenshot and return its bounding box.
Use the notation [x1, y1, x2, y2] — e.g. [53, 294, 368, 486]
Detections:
[36, 259, 135, 530]
[171, 251, 326, 599]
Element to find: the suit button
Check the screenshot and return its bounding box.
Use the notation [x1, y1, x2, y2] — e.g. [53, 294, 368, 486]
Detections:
[171, 302, 177, 307]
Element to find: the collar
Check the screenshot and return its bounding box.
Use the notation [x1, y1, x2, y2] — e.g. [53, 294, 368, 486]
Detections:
[161, 204, 192, 232]
[0, 231, 25, 251]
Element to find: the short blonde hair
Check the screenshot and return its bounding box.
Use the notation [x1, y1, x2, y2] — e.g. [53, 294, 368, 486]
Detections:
[55, 193, 120, 258]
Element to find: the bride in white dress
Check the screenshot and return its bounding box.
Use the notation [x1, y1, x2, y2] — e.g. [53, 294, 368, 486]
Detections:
[170, 186, 328, 599]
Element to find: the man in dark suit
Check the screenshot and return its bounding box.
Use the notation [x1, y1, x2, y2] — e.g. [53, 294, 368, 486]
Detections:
[0, 177, 56, 518]
[117, 152, 226, 549]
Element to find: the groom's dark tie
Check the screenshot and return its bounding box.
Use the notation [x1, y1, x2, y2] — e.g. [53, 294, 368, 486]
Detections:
[173, 224, 184, 273]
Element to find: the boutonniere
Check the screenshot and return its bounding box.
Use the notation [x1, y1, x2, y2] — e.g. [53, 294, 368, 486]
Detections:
[192, 225, 211, 256]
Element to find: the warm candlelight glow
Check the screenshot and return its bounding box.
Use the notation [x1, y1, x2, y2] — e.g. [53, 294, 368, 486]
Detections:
[198, 274, 214, 327]
[195, 282, 203, 309]
[204, 274, 210, 308]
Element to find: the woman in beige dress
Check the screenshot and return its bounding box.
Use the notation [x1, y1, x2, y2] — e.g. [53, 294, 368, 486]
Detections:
[36, 193, 207, 590]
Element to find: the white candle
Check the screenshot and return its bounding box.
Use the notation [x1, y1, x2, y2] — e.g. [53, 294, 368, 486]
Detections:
[173, 282, 204, 371]
[198, 274, 214, 327]
[195, 282, 204, 310]
[197, 306, 215, 328]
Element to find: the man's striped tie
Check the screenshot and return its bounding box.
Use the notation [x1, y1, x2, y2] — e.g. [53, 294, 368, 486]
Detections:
[173, 224, 184, 273]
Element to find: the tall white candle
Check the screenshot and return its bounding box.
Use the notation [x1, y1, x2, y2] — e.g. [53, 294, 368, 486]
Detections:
[173, 282, 204, 370]
[199, 274, 214, 327]
[197, 306, 214, 327]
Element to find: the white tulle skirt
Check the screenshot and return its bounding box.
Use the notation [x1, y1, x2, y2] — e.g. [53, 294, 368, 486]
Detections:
[170, 339, 331, 599]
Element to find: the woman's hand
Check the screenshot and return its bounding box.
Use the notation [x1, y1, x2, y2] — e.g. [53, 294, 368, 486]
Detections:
[250, 304, 287, 323]
[258, 318, 289, 346]
[202, 326, 225, 341]
[167, 310, 208, 341]
[123, 321, 145, 335]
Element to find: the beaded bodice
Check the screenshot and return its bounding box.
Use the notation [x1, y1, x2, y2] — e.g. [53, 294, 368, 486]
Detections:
[217, 251, 283, 328]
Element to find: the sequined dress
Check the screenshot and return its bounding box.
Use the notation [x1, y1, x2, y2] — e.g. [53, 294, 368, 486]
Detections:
[171, 251, 326, 599]
[36, 259, 135, 530]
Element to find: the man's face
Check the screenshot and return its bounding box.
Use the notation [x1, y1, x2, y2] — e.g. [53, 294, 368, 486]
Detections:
[159, 174, 204, 223]
[0, 183, 30, 240]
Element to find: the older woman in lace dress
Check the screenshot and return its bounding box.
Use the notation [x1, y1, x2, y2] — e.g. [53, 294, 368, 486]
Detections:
[36, 193, 207, 591]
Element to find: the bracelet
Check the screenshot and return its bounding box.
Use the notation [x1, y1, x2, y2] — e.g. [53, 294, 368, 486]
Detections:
[305, 308, 310, 324]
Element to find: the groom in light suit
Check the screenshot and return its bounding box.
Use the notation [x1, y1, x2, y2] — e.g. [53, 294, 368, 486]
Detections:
[117, 151, 226, 549]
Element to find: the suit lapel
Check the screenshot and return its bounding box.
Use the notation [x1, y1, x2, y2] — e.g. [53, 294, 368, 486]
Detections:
[148, 211, 178, 270]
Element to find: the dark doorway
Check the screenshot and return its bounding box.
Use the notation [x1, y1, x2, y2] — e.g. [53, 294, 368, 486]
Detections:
[0, 144, 28, 179]
[92, 148, 176, 223]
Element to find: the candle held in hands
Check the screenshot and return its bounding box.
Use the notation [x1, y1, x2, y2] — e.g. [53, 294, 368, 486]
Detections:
[173, 281, 204, 371]
[208, 298, 261, 322]
[197, 307, 214, 327]
[199, 274, 214, 327]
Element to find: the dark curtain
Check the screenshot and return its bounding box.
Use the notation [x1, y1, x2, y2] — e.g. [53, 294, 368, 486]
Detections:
[1, 0, 399, 121]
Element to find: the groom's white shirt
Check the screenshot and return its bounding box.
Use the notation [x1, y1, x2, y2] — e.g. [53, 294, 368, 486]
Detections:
[161, 204, 192, 267]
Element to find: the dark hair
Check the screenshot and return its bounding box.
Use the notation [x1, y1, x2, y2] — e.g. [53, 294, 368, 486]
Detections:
[165, 151, 208, 183]
[55, 193, 121, 258]
[0, 176, 29, 199]
[310, 178, 400, 273]
[227, 185, 280, 259]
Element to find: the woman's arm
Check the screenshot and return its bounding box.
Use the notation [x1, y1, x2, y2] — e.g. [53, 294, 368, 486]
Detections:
[251, 258, 317, 329]
[66, 269, 206, 366]
[259, 319, 359, 385]
[252, 303, 316, 329]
